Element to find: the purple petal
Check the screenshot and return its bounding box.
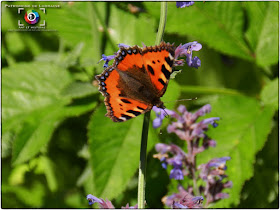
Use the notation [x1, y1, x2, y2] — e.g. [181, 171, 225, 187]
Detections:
[121, 203, 138, 209]
[191, 56, 201, 69]
[99, 54, 116, 68]
[159, 157, 168, 169]
[191, 43, 202, 51]
[186, 54, 193, 67]
[170, 168, 184, 180]
[201, 117, 220, 127]
[191, 106, 210, 121]
[161, 161, 168, 169]
[155, 143, 170, 153]
[101, 199, 115, 208]
[167, 124, 177, 133]
[208, 140, 217, 147]
[192, 196, 204, 204]
[176, 1, 195, 8]
[181, 41, 199, 50]
[152, 106, 161, 113]
[173, 202, 188, 208]
[153, 117, 162, 128]
[177, 105, 187, 114]
[208, 157, 231, 168]
[118, 43, 130, 48]
[224, 181, 233, 188]
[87, 194, 102, 205]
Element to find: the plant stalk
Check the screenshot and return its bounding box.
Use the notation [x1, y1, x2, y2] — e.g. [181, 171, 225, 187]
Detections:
[137, 2, 168, 209]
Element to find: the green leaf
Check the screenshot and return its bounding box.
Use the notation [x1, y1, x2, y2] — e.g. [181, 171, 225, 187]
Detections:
[243, 2, 269, 51]
[239, 123, 278, 208]
[65, 191, 87, 208]
[2, 62, 72, 131]
[2, 130, 16, 158]
[261, 78, 279, 110]
[197, 95, 275, 207]
[2, 62, 72, 164]
[34, 156, 58, 192]
[2, 181, 45, 207]
[12, 99, 97, 165]
[164, 2, 253, 60]
[108, 3, 157, 47]
[255, 2, 279, 67]
[2, 62, 97, 164]
[61, 82, 98, 99]
[46, 2, 104, 66]
[88, 105, 158, 200]
[8, 164, 30, 185]
[12, 104, 67, 165]
[5, 32, 25, 56]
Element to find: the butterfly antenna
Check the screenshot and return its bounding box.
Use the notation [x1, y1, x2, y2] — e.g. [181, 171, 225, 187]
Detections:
[164, 97, 198, 104]
[176, 97, 198, 102]
[163, 108, 170, 119]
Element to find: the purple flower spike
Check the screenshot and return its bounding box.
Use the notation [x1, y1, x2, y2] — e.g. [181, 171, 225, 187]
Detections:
[99, 54, 116, 68]
[176, 1, 195, 8]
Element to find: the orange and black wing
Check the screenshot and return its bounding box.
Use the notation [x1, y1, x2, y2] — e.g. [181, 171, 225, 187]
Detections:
[95, 46, 153, 122]
[142, 42, 175, 96]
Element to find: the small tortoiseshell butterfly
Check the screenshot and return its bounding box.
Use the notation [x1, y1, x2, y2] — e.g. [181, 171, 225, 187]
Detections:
[95, 42, 176, 122]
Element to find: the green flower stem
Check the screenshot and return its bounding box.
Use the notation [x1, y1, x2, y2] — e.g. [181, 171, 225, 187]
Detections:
[137, 111, 150, 209]
[155, 2, 168, 45]
[137, 2, 168, 209]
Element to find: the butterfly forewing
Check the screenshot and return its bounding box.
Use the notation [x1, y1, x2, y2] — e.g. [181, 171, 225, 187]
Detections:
[142, 43, 175, 96]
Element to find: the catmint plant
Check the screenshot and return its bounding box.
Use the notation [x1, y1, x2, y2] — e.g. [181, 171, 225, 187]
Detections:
[153, 104, 232, 208]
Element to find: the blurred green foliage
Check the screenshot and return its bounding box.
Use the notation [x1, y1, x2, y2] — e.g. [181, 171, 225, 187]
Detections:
[2, 1, 278, 208]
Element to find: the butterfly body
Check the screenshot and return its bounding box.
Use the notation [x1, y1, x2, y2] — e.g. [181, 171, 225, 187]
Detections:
[96, 42, 175, 122]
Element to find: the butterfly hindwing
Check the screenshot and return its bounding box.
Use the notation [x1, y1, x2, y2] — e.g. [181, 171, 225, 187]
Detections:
[95, 67, 152, 122]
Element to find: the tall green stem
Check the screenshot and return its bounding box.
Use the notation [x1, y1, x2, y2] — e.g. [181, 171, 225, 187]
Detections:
[155, 2, 168, 45]
[137, 2, 168, 209]
[137, 111, 150, 209]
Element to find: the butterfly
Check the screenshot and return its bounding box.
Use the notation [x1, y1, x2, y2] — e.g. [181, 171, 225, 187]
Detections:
[95, 42, 176, 122]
